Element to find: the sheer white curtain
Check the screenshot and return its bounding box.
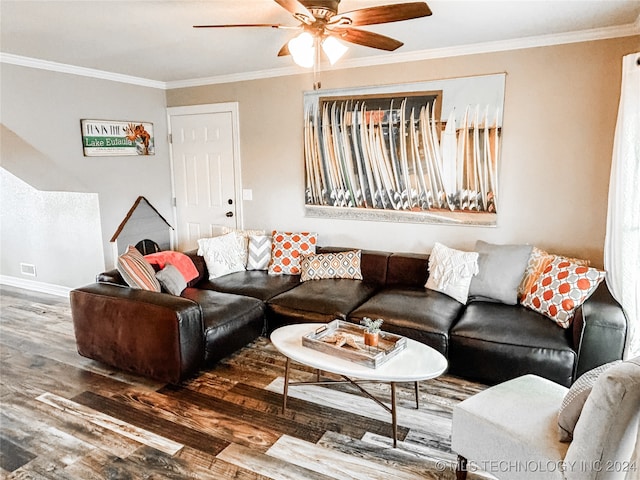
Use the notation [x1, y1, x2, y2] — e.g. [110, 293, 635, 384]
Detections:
[604, 52, 640, 359]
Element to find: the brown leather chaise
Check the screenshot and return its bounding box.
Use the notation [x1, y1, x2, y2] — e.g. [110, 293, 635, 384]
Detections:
[71, 262, 265, 383]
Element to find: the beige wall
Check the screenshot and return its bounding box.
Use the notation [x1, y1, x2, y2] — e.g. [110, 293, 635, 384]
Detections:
[1, 64, 172, 286]
[167, 36, 638, 268]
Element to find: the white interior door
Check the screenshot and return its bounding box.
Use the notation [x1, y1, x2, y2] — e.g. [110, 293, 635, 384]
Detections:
[168, 103, 242, 252]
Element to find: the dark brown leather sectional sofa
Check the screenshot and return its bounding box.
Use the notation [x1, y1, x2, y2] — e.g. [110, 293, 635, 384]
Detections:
[70, 246, 627, 386]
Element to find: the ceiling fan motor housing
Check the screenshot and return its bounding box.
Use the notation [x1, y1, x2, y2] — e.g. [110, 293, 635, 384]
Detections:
[300, 0, 341, 20]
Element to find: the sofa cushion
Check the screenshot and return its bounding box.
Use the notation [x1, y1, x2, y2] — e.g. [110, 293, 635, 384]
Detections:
[385, 253, 430, 288]
[468, 241, 532, 305]
[181, 288, 265, 364]
[116, 245, 161, 292]
[198, 270, 300, 301]
[267, 278, 378, 330]
[317, 247, 391, 286]
[450, 301, 576, 386]
[349, 287, 465, 356]
[300, 250, 363, 281]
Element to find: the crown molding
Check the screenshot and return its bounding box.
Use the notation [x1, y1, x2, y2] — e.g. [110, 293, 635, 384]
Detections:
[2, 17, 638, 91]
[335, 18, 640, 71]
[167, 18, 640, 89]
[0, 53, 166, 89]
[166, 64, 308, 89]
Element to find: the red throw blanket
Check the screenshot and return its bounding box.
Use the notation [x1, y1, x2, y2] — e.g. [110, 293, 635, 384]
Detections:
[144, 251, 199, 283]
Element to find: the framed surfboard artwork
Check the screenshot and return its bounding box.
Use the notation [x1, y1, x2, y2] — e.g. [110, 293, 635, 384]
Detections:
[303, 74, 505, 226]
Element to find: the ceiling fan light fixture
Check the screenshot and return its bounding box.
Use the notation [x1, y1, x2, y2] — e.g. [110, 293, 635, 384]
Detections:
[288, 31, 315, 68]
[321, 36, 348, 64]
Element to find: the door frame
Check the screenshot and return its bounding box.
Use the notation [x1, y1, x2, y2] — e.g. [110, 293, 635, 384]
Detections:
[166, 102, 243, 248]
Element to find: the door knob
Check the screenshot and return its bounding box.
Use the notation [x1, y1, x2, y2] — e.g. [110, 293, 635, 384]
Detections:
[225, 211, 234, 217]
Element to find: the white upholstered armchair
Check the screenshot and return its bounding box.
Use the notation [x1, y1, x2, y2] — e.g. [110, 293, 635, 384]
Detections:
[452, 357, 640, 480]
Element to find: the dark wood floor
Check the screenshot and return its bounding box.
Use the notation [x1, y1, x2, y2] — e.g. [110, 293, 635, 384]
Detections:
[0, 285, 489, 479]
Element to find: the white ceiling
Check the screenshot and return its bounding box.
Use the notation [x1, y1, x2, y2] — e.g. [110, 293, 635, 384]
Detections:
[1, 0, 639, 88]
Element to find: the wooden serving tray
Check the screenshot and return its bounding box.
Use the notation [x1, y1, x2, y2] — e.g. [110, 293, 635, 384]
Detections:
[302, 320, 407, 369]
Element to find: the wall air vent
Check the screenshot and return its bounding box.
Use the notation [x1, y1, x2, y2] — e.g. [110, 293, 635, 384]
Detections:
[20, 263, 36, 276]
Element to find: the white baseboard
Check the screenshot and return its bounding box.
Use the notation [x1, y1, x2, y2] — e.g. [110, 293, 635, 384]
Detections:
[0, 275, 71, 298]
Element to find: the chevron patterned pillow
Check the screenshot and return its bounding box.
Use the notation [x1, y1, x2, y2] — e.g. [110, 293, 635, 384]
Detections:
[246, 235, 272, 270]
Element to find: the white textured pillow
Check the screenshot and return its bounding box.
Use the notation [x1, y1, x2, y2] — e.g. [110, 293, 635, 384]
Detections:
[425, 242, 479, 304]
[197, 232, 246, 279]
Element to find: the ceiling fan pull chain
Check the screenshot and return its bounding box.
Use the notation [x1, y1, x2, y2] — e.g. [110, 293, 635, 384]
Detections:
[313, 35, 321, 90]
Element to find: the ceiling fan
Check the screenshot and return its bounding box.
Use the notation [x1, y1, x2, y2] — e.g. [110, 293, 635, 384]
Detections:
[194, 0, 432, 66]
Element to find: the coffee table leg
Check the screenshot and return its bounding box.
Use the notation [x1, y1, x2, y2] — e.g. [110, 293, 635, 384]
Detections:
[415, 381, 420, 409]
[391, 382, 398, 448]
[283, 357, 290, 413]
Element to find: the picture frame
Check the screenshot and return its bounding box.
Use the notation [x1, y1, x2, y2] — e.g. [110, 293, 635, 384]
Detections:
[303, 74, 506, 226]
[80, 119, 155, 157]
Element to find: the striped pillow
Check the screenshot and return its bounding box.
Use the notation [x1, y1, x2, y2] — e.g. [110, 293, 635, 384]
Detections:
[117, 245, 161, 291]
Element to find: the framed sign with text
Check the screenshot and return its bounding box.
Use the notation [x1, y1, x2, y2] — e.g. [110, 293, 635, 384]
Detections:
[81, 119, 155, 156]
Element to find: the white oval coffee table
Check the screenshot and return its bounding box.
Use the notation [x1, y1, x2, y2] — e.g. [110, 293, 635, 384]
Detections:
[270, 323, 448, 447]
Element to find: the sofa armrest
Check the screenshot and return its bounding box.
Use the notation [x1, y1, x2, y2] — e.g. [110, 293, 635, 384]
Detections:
[572, 280, 627, 379]
[96, 268, 126, 285]
[70, 283, 205, 383]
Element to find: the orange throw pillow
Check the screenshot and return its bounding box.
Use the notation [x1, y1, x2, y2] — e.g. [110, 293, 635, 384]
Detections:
[268, 231, 317, 275]
[521, 257, 604, 328]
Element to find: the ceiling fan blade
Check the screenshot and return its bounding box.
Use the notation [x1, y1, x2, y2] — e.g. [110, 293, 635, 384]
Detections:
[274, 0, 314, 21]
[334, 28, 403, 51]
[278, 42, 291, 56]
[334, 2, 431, 27]
[193, 23, 285, 28]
